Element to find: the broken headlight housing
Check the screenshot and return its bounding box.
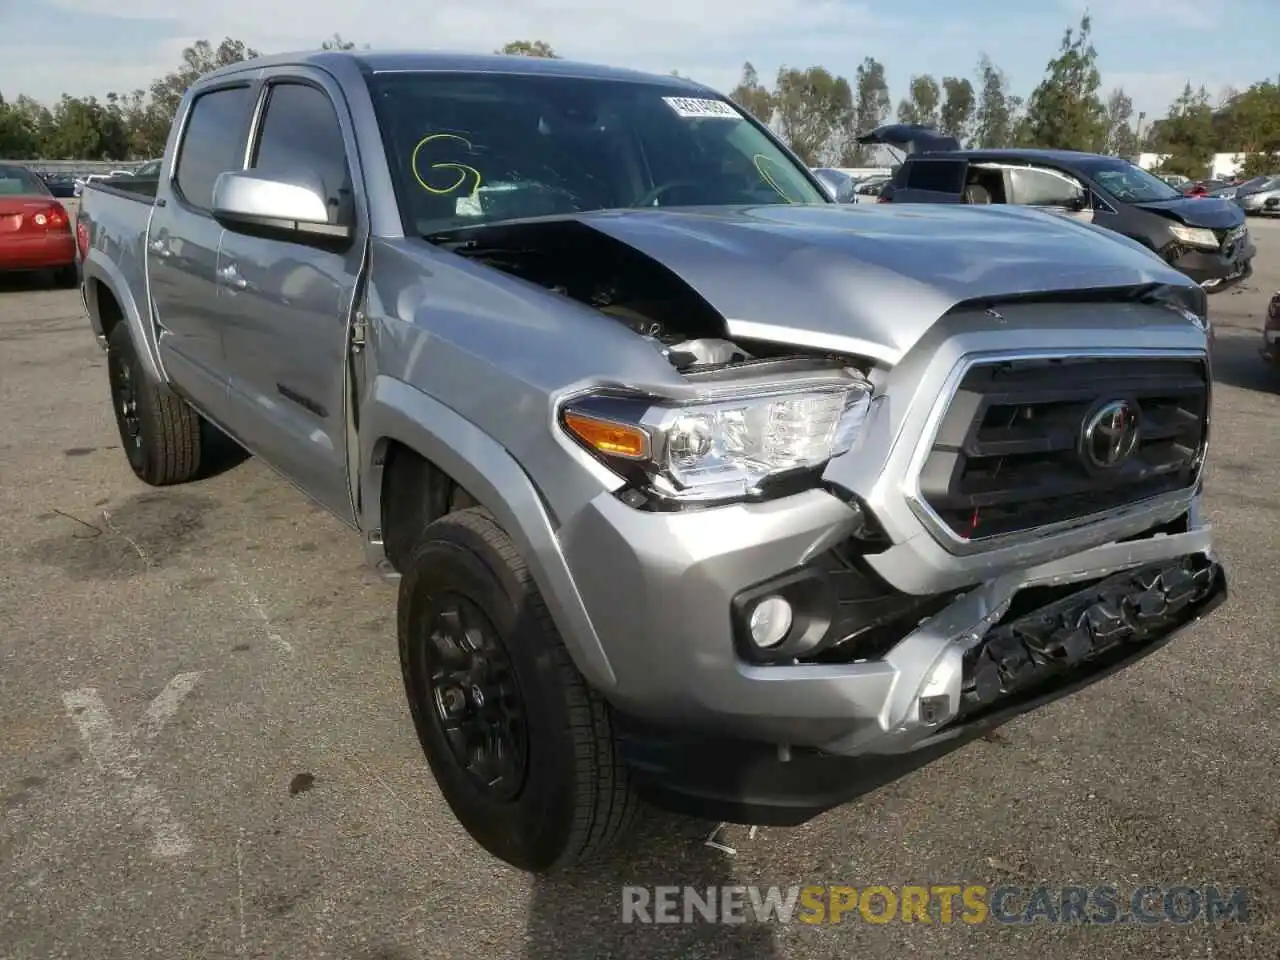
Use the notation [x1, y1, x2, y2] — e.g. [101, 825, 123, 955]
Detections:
[559, 370, 873, 505]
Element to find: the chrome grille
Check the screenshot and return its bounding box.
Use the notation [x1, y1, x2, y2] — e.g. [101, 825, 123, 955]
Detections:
[916, 356, 1208, 541]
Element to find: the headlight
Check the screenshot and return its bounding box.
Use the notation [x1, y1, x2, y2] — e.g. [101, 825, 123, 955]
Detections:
[560, 370, 873, 505]
[1169, 224, 1219, 249]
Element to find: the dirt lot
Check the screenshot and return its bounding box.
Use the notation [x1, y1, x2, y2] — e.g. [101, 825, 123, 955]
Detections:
[1, 213, 1278, 960]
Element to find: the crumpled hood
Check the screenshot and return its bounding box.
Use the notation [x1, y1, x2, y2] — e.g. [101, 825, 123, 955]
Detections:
[1132, 196, 1243, 229]
[574, 203, 1192, 364]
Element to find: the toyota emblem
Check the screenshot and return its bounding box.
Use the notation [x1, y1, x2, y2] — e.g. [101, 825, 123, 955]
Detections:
[1082, 400, 1141, 469]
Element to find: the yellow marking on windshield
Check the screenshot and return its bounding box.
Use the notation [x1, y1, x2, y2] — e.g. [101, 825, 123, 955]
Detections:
[753, 154, 794, 202]
[412, 133, 483, 196]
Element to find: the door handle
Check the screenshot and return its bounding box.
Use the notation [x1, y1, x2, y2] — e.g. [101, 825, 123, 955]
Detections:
[217, 263, 250, 291]
[149, 238, 172, 259]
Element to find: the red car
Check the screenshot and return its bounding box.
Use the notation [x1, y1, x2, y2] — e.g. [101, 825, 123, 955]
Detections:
[0, 163, 77, 287]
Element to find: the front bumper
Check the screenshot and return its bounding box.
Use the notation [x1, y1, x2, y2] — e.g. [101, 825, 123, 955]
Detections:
[615, 551, 1225, 825]
[560, 484, 1220, 752]
[1167, 240, 1254, 291]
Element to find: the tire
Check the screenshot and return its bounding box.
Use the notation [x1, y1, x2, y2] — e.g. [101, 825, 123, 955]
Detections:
[106, 322, 202, 485]
[398, 507, 638, 872]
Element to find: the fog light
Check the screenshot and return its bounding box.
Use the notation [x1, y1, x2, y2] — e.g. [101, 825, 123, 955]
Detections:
[748, 596, 793, 648]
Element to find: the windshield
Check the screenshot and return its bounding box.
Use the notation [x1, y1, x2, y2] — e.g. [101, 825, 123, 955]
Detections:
[1074, 157, 1182, 202]
[366, 72, 828, 235]
[0, 165, 50, 196]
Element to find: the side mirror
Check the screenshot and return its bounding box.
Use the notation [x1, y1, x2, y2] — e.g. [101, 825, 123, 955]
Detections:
[211, 171, 352, 245]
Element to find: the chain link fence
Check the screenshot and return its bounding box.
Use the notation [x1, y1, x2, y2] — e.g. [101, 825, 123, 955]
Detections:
[0, 159, 150, 178]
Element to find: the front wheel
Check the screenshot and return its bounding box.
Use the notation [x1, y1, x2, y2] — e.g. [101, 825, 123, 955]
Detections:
[106, 322, 203, 485]
[397, 508, 639, 873]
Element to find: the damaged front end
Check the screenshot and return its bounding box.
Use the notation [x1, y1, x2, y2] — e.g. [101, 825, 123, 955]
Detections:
[957, 552, 1225, 725]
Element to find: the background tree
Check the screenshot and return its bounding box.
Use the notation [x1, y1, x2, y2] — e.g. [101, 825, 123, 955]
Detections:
[896, 74, 941, 127]
[1219, 81, 1280, 175]
[728, 62, 775, 125]
[1021, 14, 1107, 150]
[1102, 87, 1139, 156]
[496, 40, 559, 58]
[841, 57, 890, 164]
[939, 76, 976, 143]
[1152, 83, 1217, 178]
[773, 66, 853, 165]
[320, 33, 367, 51]
[972, 54, 1021, 147]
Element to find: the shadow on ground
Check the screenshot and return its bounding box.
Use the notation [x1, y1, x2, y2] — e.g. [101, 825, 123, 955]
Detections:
[523, 812, 781, 960]
[1211, 329, 1279, 393]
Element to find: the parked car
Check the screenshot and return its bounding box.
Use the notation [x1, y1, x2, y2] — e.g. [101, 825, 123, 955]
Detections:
[0, 163, 77, 287]
[811, 167, 856, 202]
[860, 126, 1254, 293]
[130, 158, 163, 178]
[1161, 173, 1190, 188]
[38, 172, 79, 198]
[78, 51, 1227, 874]
[850, 176, 890, 202]
[1235, 175, 1280, 215]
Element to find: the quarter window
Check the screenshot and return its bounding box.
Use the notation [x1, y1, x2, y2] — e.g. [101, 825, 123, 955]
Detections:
[251, 83, 351, 223]
[173, 85, 256, 210]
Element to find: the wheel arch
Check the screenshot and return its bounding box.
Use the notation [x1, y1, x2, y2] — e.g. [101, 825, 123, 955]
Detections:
[362, 375, 617, 691]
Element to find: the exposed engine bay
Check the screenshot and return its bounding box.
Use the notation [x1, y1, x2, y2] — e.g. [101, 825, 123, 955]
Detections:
[427, 218, 803, 372]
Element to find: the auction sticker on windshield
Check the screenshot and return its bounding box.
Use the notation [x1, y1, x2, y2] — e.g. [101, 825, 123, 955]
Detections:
[662, 97, 741, 120]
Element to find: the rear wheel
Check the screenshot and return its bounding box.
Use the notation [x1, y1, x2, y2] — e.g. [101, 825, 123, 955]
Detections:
[106, 322, 202, 485]
[398, 508, 639, 872]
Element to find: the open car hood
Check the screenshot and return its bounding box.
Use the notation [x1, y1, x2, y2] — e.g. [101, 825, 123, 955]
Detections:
[854, 123, 960, 155]
[560, 203, 1193, 364]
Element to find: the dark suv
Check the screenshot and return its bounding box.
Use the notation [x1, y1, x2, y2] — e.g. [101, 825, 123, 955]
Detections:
[860, 125, 1254, 293]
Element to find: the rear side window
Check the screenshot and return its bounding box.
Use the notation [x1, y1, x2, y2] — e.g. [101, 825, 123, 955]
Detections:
[250, 83, 352, 222]
[903, 159, 968, 194]
[1008, 167, 1084, 207]
[174, 85, 256, 210]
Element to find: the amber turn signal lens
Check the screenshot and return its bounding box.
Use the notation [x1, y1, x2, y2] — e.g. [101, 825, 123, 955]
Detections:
[563, 411, 649, 459]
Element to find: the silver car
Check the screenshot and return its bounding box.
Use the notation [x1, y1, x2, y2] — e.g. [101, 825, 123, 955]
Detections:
[1235, 175, 1280, 214]
[77, 50, 1227, 873]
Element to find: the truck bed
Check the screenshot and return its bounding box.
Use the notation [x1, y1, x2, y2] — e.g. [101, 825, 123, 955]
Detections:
[77, 177, 159, 349]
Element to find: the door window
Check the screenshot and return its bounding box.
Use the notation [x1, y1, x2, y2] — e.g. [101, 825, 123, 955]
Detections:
[250, 82, 352, 224]
[173, 85, 256, 211]
[1008, 167, 1085, 209]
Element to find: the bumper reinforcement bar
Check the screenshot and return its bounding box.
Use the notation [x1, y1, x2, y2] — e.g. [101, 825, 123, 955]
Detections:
[960, 553, 1224, 721]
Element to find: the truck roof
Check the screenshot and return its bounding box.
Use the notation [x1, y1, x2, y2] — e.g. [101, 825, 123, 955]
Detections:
[200, 49, 712, 92]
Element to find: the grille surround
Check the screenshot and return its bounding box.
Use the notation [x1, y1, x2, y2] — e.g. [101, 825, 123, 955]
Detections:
[905, 350, 1210, 549]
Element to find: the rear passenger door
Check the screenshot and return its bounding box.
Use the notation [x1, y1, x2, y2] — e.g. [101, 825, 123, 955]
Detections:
[214, 70, 367, 522]
[148, 82, 257, 416]
[1005, 166, 1094, 224]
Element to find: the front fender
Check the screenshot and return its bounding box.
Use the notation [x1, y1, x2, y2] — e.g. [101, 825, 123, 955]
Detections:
[361, 375, 617, 691]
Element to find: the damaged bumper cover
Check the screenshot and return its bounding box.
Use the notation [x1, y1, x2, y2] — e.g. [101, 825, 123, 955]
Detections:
[614, 544, 1227, 826]
[960, 553, 1223, 722]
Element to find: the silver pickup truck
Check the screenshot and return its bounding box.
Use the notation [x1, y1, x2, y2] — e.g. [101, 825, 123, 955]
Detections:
[77, 50, 1227, 874]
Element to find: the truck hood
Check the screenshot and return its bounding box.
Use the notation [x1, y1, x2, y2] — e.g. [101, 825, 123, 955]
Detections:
[572, 203, 1191, 364]
[1131, 196, 1244, 230]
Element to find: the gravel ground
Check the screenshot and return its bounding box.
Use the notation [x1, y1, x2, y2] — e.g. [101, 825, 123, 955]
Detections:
[1, 210, 1278, 960]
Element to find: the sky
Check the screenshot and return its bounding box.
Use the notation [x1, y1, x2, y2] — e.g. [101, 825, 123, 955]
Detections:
[0, 0, 1274, 131]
